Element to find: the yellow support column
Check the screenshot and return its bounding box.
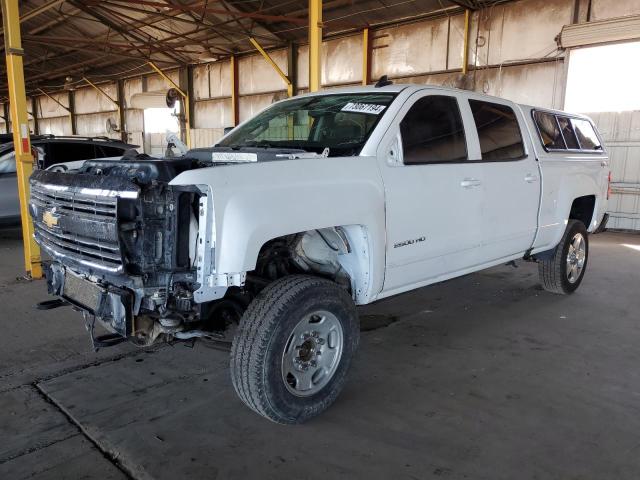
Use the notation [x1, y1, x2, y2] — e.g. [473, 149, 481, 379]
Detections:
[308, 0, 322, 92]
[362, 27, 370, 86]
[1, 0, 42, 278]
[230, 55, 239, 126]
[462, 9, 470, 75]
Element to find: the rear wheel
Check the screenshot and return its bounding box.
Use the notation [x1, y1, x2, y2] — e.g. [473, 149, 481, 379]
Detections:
[230, 275, 359, 424]
[538, 220, 589, 294]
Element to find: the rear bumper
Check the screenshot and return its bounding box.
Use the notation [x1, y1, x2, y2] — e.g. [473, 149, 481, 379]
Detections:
[46, 262, 133, 337]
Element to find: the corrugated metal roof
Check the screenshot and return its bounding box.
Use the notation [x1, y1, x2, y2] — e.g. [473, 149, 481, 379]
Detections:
[1, 0, 496, 96]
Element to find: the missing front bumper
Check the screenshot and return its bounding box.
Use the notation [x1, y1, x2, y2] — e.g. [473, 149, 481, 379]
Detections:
[46, 263, 134, 337]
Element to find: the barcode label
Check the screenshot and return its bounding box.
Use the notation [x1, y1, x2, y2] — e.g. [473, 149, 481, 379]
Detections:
[341, 102, 386, 115]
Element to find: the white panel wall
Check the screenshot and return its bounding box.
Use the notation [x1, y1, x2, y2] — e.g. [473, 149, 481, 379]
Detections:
[372, 17, 450, 78]
[472, 0, 573, 66]
[239, 49, 289, 95]
[591, 0, 640, 21]
[589, 111, 640, 231]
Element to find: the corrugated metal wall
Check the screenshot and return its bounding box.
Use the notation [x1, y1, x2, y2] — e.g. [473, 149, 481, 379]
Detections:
[35, 92, 72, 136]
[74, 83, 120, 139]
[590, 111, 640, 231]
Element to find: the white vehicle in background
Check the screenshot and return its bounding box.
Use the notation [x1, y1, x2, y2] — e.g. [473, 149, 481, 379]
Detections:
[29, 83, 609, 424]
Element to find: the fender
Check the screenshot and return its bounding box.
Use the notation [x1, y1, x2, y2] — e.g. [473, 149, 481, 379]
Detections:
[170, 156, 387, 303]
[532, 156, 606, 253]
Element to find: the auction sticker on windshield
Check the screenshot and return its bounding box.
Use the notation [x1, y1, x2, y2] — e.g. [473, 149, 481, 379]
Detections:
[341, 102, 387, 115]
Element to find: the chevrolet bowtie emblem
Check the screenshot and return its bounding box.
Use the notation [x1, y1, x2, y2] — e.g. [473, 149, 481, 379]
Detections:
[42, 209, 60, 229]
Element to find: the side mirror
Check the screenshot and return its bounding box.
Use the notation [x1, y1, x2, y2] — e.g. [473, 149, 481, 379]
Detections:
[223, 126, 234, 135]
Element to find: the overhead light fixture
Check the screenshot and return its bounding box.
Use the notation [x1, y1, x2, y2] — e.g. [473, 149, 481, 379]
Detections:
[63, 76, 75, 91]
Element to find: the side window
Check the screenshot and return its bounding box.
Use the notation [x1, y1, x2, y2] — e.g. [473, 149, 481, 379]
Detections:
[469, 100, 525, 161]
[533, 111, 565, 149]
[46, 142, 97, 167]
[571, 119, 602, 150]
[557, 116, 579, 149]
[400, 95, 467, 164]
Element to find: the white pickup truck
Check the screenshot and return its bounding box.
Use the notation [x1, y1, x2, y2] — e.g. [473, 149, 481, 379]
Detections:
[29, 84, 609, 424]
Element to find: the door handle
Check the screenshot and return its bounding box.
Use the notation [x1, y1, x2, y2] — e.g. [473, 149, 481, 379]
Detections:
[524, 174, 538, 183]
[460, 178, 482, 188]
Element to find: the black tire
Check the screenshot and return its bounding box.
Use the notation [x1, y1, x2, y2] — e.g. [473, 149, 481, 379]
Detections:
[538, 220, 589, 295]
[230, 275, 359, 424]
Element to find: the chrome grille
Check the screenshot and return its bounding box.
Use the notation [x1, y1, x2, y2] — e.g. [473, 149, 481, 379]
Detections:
[30, 181, 124, 272]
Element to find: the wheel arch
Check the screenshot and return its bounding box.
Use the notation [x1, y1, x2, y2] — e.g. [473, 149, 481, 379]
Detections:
[568, 194, 596, 229]
[252, 225, 375, 304]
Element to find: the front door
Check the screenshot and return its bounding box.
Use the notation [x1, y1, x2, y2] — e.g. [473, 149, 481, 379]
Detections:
[379, 91, 485, 294]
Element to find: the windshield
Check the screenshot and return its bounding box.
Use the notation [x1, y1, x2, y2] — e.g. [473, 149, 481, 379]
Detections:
[218, 93, 396, 157]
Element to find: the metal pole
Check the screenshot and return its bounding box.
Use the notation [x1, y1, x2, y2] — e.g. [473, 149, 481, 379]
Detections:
[117, 79, 127, 142]
[462, 9, 470, 75]
[67, 89, 77, 135]
[308, 0, 322, 92]
[230, 55, 239, 126]
[362, 27, 370, 86]
[31, 96, 39, 135]
[1, 0, 42, 278]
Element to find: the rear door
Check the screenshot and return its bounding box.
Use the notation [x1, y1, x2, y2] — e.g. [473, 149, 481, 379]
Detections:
[378, 90, 485, 293]
[465, 97, 540, 259]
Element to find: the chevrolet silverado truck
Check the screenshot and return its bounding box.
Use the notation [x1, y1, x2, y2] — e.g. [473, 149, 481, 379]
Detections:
[28, 84, 609, 424]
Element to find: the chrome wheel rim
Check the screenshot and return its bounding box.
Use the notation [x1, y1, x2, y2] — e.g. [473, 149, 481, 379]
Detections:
[566, 232, 586, 284]
[281, 310, 344, 397]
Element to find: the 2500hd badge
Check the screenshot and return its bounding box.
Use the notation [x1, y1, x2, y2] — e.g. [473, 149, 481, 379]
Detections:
[394, 236, 426, 249]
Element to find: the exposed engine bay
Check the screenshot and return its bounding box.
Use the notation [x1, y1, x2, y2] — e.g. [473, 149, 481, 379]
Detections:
[29, 150, 351, 348]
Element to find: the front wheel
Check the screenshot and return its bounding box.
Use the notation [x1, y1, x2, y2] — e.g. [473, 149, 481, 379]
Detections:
[230, 275, 359, 424]
[538, 220, 589, 294]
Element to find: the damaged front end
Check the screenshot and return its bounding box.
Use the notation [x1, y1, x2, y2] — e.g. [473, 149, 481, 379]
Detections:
[29, 156, 217, 348]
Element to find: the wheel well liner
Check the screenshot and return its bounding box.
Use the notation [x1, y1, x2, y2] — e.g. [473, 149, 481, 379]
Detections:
[253, 225, 371, 304]
[569, 195, 596, 228]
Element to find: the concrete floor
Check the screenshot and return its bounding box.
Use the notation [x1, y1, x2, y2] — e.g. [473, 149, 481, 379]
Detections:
[1, 226, 639, 480]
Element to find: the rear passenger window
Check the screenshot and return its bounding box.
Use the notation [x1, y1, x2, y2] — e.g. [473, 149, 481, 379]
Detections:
[557, 117, 579, 149]
[469, 100, 525, 161]
[533, 111, 565, 149]
[571, 119, 602, 150]
[400, 95, 467, 164]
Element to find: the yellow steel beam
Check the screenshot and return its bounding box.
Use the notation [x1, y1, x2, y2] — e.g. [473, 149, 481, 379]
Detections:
[462, 9, 470, 75]
[147, 61, 191, 148]
[249, 37, 293, 97]
[308, 0, 322, 92]
[230, 55, 239, 126]
[1, 0, 42, 279]
[362, 27, 370, 86]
